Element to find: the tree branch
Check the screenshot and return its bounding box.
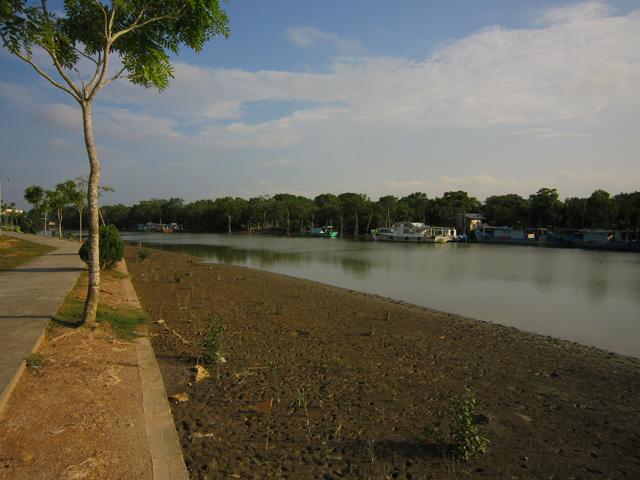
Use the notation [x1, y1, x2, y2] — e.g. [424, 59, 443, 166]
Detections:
[73, 45, 98, 66]
[11, 48, 80, 101]
[111, 13, 174, 43]
[100, 65, 127, 88]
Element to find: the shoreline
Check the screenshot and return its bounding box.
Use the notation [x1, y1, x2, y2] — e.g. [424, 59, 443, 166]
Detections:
[127, 245, 640, 479]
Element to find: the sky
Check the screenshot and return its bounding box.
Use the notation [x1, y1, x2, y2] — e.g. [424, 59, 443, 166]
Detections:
[1, 0, 639, 208]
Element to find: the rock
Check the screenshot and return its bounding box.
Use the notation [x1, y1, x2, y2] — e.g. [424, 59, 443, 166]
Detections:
[195, 364, 210, 382]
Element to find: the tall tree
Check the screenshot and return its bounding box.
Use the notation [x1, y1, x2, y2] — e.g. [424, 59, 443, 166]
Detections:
[1, 1, 229, 325]
[529, 188, 564, 227]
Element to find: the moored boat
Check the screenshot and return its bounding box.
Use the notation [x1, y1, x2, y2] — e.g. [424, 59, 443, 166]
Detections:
[371, 222, 457, 243]
[301, 225, 339, 238]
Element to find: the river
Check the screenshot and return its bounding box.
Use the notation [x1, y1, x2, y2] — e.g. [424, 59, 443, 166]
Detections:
[122, 232, 640, 358]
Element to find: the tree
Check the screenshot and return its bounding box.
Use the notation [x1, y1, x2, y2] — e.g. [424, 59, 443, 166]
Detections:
[24, 184, 45, 210]
[338, 193, 369, 236]
[585, 189, 617, 229]
[483, 194, 529, 226]
[1, 1, 230, 325]
[529, 188, 564, 227]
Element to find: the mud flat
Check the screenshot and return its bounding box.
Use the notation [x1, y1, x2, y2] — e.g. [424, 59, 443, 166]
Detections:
[126, 246, 640, 479]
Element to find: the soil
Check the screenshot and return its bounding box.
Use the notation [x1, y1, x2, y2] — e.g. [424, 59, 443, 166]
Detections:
[126, 246, 640, 480]
[0, 264, 153, 480]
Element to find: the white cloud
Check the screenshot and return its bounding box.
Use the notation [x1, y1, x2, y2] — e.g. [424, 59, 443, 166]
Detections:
[285, 26, 360, 52]
[534, 0, 613, 25]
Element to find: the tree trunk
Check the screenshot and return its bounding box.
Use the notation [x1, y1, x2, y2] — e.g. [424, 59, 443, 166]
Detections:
[57, 209, 63, 239]
[81, 102, 100, 327]
[340, 215, 344, 238]
[354, 211, 359, 237]
[366, 213, 372, 235]
[227, 215, 232, 234]
[79, 207, 83, 242]
[44, 211, 48, 236]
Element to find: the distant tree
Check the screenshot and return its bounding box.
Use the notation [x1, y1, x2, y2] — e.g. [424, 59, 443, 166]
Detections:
[1, 0, 230, 326]
[614, 192, 640, 230]
[483, 194, 529, 226]
[400, 192, 429, 223]
[529, 188, 563, 227]
[338, 193, 370, 236]
[434, 191, 481, 225]
[585, 189, 618, 229]
[314, 194, 342, 228]
[24, 185, 45, 210]
[563, 197, 587, 228]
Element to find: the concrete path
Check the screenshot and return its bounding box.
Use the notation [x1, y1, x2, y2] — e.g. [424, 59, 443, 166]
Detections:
[0, 232, 84, 410]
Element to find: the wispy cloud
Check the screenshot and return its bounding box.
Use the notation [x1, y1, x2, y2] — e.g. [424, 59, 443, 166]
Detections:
[285, 26, 360, 53]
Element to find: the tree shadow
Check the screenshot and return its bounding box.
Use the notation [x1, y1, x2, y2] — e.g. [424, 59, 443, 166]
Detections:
[51, 316, 83, 328]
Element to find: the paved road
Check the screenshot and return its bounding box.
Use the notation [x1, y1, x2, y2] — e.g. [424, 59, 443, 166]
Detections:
[0, 233, 84, 408]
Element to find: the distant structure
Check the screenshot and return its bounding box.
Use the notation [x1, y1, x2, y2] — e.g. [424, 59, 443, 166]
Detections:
[457, 213, 486, 235]
[136, 222, 182, 233]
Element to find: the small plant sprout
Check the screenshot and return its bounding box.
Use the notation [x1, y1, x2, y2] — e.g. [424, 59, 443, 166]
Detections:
[25, 353, 43, 369]
[203, 316, 225, 365]
[367, 322, 376, 337]
[366, 437, 377, 464]
[296, 387, 312, 440]
[424, 389, 489, 461]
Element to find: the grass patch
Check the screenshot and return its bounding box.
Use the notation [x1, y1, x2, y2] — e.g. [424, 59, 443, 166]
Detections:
[107, 270, 129, 280]
[25, 353, 44, 369]
[54, 295, 147, 339]
[0, 236, 55, 270]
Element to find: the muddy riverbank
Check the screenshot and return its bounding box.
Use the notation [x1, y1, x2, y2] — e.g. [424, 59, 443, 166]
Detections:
[126, 246, 640, 479]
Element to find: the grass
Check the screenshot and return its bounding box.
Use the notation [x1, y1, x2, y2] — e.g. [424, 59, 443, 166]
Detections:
[0, 236, 55, 270]
[25, 353, 44, 369]
[54, 295, 147, 339]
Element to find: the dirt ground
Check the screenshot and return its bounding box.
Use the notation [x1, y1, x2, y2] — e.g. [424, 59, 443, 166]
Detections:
[0, 263, 153, 480]
[127, 246, 640, 480]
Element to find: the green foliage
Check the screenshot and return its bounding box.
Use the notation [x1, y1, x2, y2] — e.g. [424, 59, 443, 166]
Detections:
[25, 352, 44, 369]
[424, 389, 488, 461]
[79, 224, 124, 269]
[203, 315, 224, 364]
[54, 295, 146, 338]
[137, 248, 152, 260]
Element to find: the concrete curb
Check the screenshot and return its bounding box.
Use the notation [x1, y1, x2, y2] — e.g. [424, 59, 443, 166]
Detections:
[136, 337, 190, 480]
[120, 260, 189, 480]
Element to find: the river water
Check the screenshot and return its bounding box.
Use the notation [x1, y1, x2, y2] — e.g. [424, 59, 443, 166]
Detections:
[122, 232, 640, 358]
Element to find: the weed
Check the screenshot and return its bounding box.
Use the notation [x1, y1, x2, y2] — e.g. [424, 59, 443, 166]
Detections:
[383, 311, 391, 321]
[424, 389, 488, 461]
[271, 364, 283, 403]
[275, 302, 285, 316]
[137, 248, 151, 260]
[296, 387, 312, 440]
[387, 379, 400, 402]
[203, 316, 224, 364]
[367, 322, 375, 337]
[25, 353, 43, 369]
[366, 437, 377, 463]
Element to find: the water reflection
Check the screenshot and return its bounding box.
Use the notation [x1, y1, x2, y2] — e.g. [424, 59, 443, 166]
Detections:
[151, 242, 373, 277]
[123, 232, 640, 357]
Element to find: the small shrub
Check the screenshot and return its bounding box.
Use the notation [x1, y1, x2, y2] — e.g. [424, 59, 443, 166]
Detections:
[25, 353, 43, 369]
[79, 224, 124, 270]
[203, 316, 224, 364]
[424, 389, 488, 461]
[137, 248, 151, 260]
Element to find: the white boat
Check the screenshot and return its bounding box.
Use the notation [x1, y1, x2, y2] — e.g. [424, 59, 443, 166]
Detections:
[371, 222, 457, 243]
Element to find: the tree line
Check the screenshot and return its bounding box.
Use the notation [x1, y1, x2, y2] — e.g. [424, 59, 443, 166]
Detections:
[22, 184, 640, 235]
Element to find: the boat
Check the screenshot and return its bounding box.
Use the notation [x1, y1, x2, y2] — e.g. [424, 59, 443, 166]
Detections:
[301, 225, 339, 238]
[551, 229, 640, 251]
[371, 222, 457, 243]
[470, 226, 550, 245]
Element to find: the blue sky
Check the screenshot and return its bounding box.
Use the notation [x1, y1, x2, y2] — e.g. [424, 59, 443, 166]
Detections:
[1, 0, 639, 207]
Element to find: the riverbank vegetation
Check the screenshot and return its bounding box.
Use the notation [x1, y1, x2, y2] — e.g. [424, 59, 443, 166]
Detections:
[22, 185, 639, 235]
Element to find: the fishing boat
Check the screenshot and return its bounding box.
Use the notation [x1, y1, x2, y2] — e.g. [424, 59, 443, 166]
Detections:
[301, 225, 339, 238]
[371, 222, 457, 243]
